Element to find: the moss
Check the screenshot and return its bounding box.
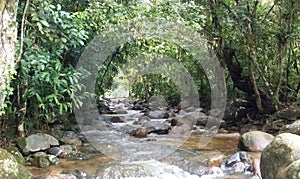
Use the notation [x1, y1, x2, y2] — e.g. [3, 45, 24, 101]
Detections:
[0, 148, 19, 178]
[5, 146, 25, 165]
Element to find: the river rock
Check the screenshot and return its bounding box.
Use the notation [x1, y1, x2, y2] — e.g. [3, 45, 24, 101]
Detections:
[59, 145, 78, 158]
[0, 148, 32, 179]
[47, 147, 63, 157]
[110, 116, 125, 123]
[93, 160, 200, 178]
[130, 127, 148, 138]
[31, 155, 50, 168]
[58, 145, 88, 160]
[161, 149, 224, 176]
[147, 110, 169, 119]
[238, 131, 274, 152]
[280, 120, 300, 135]
[45, 170, 87, 179]
[142, 121, 170, 135]
[59, 131, 82, 146]
[260, 133, 300, 179]
[220, 151, 252, 174]
[133, 115, 150, 125]
[169, 117, 194, 136]
[17, 133, 59, 155]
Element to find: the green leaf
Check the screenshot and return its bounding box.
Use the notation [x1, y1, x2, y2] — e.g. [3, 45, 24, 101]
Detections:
[40, 20, 50, 27]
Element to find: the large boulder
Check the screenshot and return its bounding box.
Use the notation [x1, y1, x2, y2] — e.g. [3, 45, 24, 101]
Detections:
[238, 131, 274, 152]
[260, 133, 300, 179]
[0, 148, 31, 179]
[17, 133, 59, 154]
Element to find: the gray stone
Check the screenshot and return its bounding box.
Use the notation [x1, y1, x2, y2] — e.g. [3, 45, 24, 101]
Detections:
[133, 115, 150, 125]
[17, 133, 59, 154]
[238, 131, 274, 152]
[260, 133, 300, 179]
[147, 110, 168, 119]
[142, 121, 170, 134]
[47, 147, 63, 157]
[59, 145, 78, 158]
[59, 131, 82, 146]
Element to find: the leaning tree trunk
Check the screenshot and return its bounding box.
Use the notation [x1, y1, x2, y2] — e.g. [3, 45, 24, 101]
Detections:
[0, 0, 19, 113]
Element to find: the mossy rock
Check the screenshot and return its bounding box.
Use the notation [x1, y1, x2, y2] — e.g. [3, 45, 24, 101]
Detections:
[0, 148, 31, 179]
[5, 146, 25, 165]
[32, 155, 50, 168]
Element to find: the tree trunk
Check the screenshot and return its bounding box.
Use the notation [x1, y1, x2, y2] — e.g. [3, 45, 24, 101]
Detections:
[0, 0, 19, 112]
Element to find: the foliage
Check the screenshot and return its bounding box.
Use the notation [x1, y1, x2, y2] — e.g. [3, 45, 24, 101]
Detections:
[1, 0, 299, 134]
[9, 0, 88, 125]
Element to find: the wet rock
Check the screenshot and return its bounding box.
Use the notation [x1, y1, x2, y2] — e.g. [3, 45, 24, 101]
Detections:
[79, 143, 99, 155]
[31, 153, 50, 168]
[0, 148, 32, 179]
[238, 131, 274, 152]
[161, 149, 224, 176]
[117, 124, 138, 134]
[220, 151, 252, 174]
[133, 115, 150, 125]
[131, 127, 148, 138]
[280, 120, 300, 135]
[260, 133, 300, 179]
[59, 144, 88, 160]
[110, 116, 125, 123]
[147, 110, 169, 119]
[60, 131, 82, 146]
[97, 100, 111, 114]
[17, 133, 59, 155]
[142, 121, 170, 135]
[45, 169, 87, 179]
[207, 154, 226, 167]
[59, 145, 78, 158]
[47, 155, 61, 165]
[93, 160, 200, 178]
[47, 147, 63, 157]
[169, 117, 194, 136]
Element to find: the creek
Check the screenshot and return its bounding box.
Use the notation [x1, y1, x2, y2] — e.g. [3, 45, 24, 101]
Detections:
[26, 98, 260, 178]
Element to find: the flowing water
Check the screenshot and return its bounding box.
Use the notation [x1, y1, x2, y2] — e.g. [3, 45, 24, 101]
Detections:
[26, 101, 260, 178]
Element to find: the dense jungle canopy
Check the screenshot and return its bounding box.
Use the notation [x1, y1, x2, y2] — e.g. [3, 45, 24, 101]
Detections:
[0, 0, 299, 138]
